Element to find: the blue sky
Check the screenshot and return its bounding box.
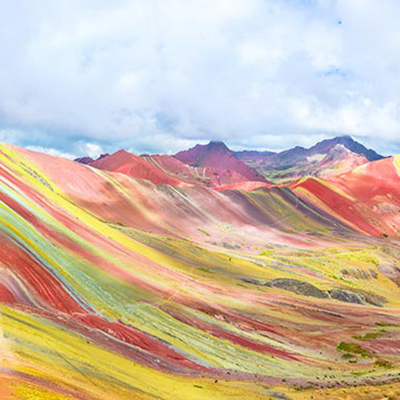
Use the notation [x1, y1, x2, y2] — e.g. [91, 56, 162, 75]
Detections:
[0, 0, 400, 158]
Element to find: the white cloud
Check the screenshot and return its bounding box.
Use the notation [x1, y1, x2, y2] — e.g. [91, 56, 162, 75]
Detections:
[0, 0, 399, 155]
[80, 143, 104, 159]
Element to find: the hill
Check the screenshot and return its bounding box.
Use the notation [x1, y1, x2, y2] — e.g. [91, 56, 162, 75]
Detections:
[175, 141, 269, 184]
[292, 154, 400, 236]
[2, 142, 400, 400]
[77, 143, 270, 188]
[234, 135, 385, 183]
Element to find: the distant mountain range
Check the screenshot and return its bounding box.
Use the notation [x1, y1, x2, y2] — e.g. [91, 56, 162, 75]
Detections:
[72, 134, 399, 235]
[75, 135, 385, 186]
[233, 135, 385, 183]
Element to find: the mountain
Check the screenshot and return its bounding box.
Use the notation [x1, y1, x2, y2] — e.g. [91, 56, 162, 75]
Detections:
[74, 155, 94, 164]
[295, 143, 370, 178]
[310, 135, 383, 161]
[235, 135, 385, 183]
[292, 154, 400, 236]
[140, 153, 260, 187]
[175, 140, 269, 184]
[75, 136, 383, 186]
[85, 148, 268, 188]
[272, 135, 383, 165]
[78, 142, 270, 188]
[90, 149, 183, 185]
[3, 141, 400, 400]
[75, 153, 109, 165]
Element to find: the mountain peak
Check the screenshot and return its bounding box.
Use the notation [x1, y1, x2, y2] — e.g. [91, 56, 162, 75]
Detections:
[75, 153, 109, 165]
[175, 141, 268, 183]
[335, 135, 355, 144]
[208, 140, 227, 145]
[206, 140, 230, 151]
[312, 135, 383, 161]
[175, 141, 231, 165]
[337, 134, 353, 139]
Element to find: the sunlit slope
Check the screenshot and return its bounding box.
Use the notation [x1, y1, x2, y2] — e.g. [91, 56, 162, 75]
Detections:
[7, 143, 353, 243]
[292, 155, 400, 236]
[1, 143, 400, 399]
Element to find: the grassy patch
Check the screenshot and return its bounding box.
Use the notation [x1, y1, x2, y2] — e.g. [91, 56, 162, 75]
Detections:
[375, 359, 393, 369]
[336, 342, 372, 358]
[376, 322, 399, 327]
[353, 332, 382, 340]
[198, 268, 214, 273]
[342, 353, 356, 359]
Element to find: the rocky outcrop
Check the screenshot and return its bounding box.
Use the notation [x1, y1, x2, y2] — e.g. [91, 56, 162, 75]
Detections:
[265, 278, 329, 299]
[329, 289, 365, 304]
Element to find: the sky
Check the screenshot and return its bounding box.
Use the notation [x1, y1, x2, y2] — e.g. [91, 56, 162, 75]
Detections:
[0, 0, 400, 159]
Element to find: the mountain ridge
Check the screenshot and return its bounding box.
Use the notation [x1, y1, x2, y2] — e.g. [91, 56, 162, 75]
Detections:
[76, 141, 270, 187]
[75, 135, 385, 185]
[233, 135, 384, 164]
[234, 135, 385, 183]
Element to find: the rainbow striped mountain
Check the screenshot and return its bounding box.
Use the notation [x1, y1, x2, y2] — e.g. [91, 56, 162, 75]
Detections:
[2, 136, 400, 400]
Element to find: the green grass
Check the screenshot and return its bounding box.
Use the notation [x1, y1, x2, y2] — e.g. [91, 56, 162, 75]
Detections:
[336, 342, 372, 358]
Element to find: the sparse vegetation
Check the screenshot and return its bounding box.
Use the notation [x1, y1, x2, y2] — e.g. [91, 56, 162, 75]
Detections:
[336, 342, 372, 358]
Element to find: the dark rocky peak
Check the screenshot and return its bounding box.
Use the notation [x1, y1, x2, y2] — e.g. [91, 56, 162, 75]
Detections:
[311, 135, 384, 161]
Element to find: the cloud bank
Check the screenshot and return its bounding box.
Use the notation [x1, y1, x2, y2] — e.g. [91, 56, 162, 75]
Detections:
[0, 0, 399, 156]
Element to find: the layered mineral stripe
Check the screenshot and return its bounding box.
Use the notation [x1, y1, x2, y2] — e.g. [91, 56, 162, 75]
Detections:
[1, 143, 400, 399]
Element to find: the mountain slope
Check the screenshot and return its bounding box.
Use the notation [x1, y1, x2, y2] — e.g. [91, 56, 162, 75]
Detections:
[141, 153, 263, 187]
[292, 155, 400, 236]
[235, 136, 385, 183]
[90, 149, 182, 185]
[2, 143, 400, 400]
[232, 149, 276, 165]
[82, 144, 270, 188]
